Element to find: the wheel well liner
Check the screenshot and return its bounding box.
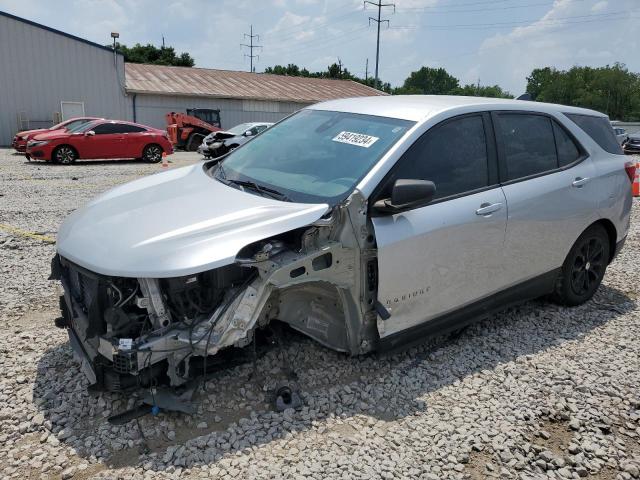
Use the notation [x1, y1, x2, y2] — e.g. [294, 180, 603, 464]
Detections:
[589, 218, 617, 263]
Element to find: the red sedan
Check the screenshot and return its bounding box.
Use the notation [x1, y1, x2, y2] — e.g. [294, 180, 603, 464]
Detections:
[12, 117, 100, 152]
[25, 120, 173, 164]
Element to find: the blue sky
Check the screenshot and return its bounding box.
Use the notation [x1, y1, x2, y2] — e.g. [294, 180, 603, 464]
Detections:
[1, 0, 638, 94]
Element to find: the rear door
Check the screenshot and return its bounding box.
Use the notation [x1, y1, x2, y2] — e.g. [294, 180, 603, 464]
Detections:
[372, 113, 508, 338]
[493, 112, 598, 284]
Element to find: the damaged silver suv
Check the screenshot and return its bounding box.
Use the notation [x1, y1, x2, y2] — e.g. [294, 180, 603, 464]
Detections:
[52, 96, 633, 393]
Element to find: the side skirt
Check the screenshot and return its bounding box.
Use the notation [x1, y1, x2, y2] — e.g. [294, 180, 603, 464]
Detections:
[378, 268, 560, 352]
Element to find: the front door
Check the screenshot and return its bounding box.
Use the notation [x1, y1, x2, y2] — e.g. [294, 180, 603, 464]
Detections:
[78, 122, 127, 159]
[371, 113, 508, 338]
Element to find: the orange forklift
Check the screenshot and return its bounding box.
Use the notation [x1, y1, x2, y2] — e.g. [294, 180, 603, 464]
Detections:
[165, 108, 222, 151]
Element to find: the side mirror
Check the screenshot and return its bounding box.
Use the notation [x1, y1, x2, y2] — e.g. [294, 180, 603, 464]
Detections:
[243, 130, 254, 137]
[84, 130, 95, 136]
[373, 179, 436, 215]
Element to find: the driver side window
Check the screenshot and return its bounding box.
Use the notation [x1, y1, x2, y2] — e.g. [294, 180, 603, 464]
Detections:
[381, 114, 491, 202]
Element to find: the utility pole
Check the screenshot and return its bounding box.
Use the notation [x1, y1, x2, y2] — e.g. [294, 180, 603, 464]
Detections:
[162, 35, 165, 48]
[337, 58, 343, 78]
[365, 0, 395, 90]
[365, 58, 369, 85]
[241, 25, 262, 73]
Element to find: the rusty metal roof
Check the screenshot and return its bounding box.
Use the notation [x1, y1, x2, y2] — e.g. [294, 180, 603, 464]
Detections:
[125, 63, 386, 103]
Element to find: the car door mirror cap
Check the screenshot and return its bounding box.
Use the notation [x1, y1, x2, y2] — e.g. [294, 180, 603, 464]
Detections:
[243, 130, 254, 137]
[373, 179, 436, 215]
[85, 130, 95, 136]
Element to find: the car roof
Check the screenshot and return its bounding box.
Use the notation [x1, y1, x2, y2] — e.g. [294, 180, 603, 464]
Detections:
[87, 119, 153, 129]
[308, 95, 608, 122]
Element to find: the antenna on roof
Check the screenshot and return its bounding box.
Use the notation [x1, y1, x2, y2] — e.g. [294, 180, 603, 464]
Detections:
[517, 93, 532, 101]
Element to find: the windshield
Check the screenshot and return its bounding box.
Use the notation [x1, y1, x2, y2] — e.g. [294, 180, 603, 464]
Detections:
[71, 121, 98, 133]
[216, 110, 414, 204]
[57, 119, 90, 132]
[227, 123, 255, 135]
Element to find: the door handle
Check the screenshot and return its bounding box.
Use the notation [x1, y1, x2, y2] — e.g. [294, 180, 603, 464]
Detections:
[475, 202, 503, 216]
[572, 177, 590, 188]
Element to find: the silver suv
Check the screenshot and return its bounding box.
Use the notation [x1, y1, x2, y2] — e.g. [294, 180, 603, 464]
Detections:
[52, 96, 633, 393]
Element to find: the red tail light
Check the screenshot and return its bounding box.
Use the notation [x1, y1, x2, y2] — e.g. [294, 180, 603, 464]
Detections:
[625, 161, 637, 183]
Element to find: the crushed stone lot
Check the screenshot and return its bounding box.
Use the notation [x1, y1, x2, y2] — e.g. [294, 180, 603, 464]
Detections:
[1, 147, 639, 480]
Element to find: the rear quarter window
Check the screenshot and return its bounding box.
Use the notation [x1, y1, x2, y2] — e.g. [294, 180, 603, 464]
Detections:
[565, 113, 623, 155]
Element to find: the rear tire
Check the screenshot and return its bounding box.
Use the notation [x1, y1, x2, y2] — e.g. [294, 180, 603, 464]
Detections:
[143, 144, 163, 163]
[552, 224, 609, 306]
[52, 145, 77, 164]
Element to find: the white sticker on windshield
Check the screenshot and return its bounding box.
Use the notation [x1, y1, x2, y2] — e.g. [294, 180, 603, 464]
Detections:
[332, 131, 379, 148]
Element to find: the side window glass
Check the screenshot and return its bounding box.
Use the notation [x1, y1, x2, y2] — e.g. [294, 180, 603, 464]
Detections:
[496, 114, 557, 180]
[120, 125, 145, 133]
[565, 113, 623, 155]
[553, 122, 581, 167]
[93, 124, 115, 135]
[390, 115, 489, 200]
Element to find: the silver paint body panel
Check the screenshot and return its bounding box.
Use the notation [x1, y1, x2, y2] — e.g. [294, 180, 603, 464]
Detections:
[56, 163, 328, 277]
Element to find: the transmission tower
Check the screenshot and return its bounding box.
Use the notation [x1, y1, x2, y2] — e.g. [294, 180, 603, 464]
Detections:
[241, 25, 262, 72]
[364, 0, 395, 90]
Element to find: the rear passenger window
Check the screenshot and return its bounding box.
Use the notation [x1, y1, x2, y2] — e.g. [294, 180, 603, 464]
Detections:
[565, 113, 623, 155]
[120, 124, 146, 133]
[496, 114, 557, 181]
[553, 122, 581, 166]
[388, 115, 489, 200]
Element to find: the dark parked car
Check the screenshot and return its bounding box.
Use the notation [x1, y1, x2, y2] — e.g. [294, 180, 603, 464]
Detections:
[623, 134, 640, 154]
[198, 122, 273, 158]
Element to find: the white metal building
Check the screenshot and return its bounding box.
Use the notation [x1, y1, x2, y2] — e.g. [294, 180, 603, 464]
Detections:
[0, 11, 130, 145]
[0, 10, 385, 146]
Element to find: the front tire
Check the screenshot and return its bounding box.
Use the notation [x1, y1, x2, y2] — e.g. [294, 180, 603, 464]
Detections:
[186, 133, 204, 152]
[53, 145, 77, 164]
[143, 144, 163, 163]
[552, 224, 609, 306]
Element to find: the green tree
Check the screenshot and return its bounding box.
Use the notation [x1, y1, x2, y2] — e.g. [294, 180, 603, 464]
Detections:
[109, 42, 195, 67]
[453, 84, 513, 98]
[263, 63, 392, 93]
[395, 67, 459, 95]
[526, 64, 640, 121]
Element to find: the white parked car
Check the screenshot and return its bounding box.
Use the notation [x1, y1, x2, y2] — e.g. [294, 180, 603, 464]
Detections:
[52, 96, 633, 394]
[197, 122, 272, 159]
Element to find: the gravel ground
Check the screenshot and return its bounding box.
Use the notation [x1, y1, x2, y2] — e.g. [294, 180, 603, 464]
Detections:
[1, 148, 640, 480]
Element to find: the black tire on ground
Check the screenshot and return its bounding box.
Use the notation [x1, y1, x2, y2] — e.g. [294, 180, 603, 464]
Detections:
[142, 144, 163, 163]
[186, 133, 204, 152]
[552, 224, 610, 306]
[52, 145, 78, 164]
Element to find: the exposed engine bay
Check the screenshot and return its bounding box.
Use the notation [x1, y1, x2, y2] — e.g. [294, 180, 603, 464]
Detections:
[51, 191, 382, 393]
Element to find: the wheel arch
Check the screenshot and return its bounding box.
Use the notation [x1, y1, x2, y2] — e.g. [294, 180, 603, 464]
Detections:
[586, 218, 617, 264]
[52, 144, 79, 162]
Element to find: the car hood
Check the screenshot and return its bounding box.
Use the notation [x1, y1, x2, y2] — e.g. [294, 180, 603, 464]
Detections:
[57, 164, 329, 278]
[32, 130, 75, 141]
[16, 128, 46, 138]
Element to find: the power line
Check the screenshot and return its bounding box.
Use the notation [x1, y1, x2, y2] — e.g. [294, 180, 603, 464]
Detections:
[365, 0, 395, 90]
[241, 25, 262, 73]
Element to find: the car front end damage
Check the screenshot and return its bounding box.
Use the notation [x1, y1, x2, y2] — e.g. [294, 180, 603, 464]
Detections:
[51, 191, 381, 394]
